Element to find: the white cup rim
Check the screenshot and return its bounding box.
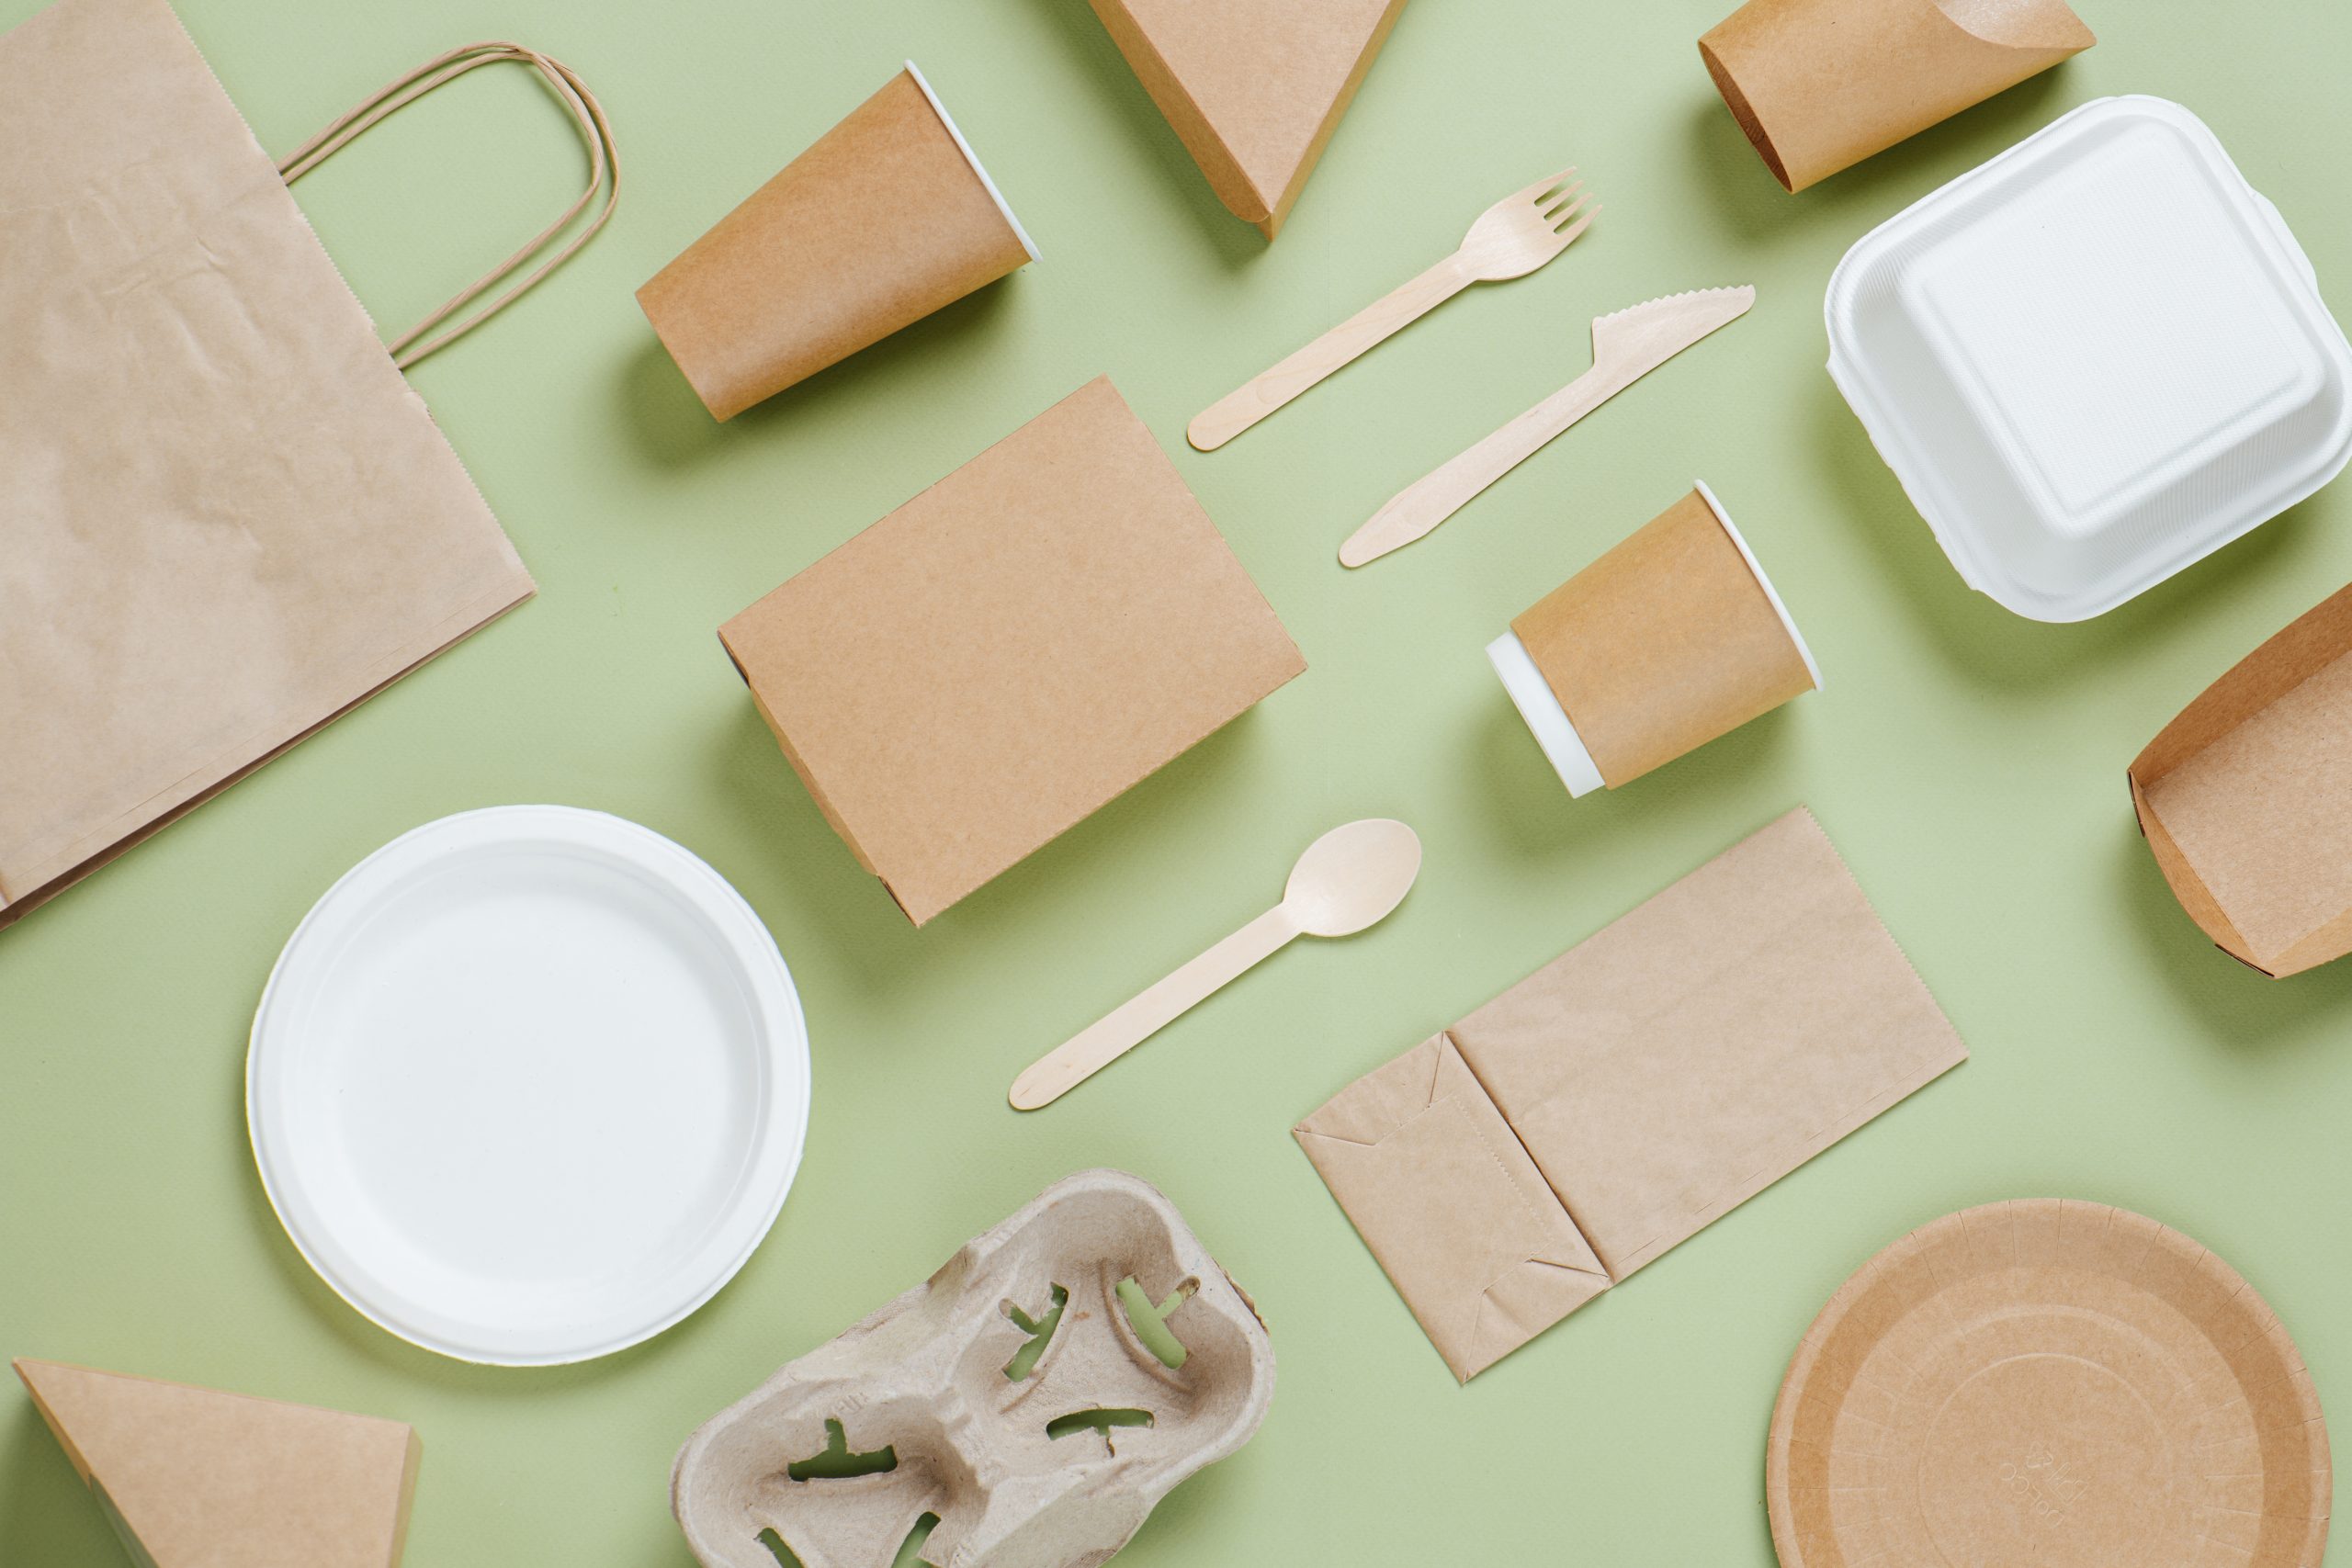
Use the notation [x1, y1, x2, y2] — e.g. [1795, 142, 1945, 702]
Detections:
[905, 61, 1041, 265]
[1694, 479, 1822, 692]
[1487, 631, 1605, 797]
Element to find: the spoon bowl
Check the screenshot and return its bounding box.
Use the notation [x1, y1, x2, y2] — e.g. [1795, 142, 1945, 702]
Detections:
[1283, 818, 1422, 937]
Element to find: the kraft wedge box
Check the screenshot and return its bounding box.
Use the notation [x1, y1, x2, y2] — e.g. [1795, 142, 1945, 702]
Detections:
[2131, 582, 2352, 978]
[720, 378, 1306, 926]
[638, 62, 1036, 420]
[1295, 808, 1965, 1382]
[1487, 482, 1819, 796]
[1700, 0, 2093, 193]
[672, 1169, 1274, 1568]
[1767, 1201, 2330, 1568]
[15, 1359, 423, 1568]
[1086, 0, 1408, 240]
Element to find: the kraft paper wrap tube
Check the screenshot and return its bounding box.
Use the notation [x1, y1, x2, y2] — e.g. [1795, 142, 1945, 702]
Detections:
[1699, 0, 2094, 193]
[638, 65, 1036, 420]
[1509, 486, 1818, 789]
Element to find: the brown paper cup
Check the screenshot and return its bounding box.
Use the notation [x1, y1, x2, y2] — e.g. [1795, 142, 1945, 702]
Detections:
[637, 62, 1037, 420]
[1699, 0, 2094, 193]
[1488, 483, 1820, 795]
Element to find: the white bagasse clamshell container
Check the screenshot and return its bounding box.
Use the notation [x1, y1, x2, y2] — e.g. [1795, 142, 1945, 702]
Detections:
[1826, 96, 2352, 622]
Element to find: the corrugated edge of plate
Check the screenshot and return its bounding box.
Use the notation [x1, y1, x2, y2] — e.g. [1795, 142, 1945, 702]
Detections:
[245, 805, 812, 1366]
[1824, 95, 2352, 622]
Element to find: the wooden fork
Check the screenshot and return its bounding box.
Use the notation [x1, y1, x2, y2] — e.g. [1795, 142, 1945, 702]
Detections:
[1187, 168, 1596, 451]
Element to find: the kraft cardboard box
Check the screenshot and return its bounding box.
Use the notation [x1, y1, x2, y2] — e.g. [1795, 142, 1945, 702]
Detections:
[2131, 581, 2352, 977]
[720, 378, 1306, 926]
[15, 1359, 422, 1568]
[1085, 0, 1408, 239]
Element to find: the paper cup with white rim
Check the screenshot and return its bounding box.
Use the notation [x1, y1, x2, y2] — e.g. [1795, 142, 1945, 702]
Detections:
[1487, 482, 1821, 795]
[637, 62, 1038, 421]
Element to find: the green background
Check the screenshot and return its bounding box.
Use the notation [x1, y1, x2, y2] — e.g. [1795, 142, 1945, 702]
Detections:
[5, 0, 2351, 1562]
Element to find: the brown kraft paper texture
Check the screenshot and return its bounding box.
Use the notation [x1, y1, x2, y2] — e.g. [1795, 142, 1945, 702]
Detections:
[718, 377, 1305, 926]
[1700, 0, 2094, 192]
[638, 67, 1030, 420]
[2131, 581, 2352, 977]
[1513, 488, 1814, 789]
[0, 0, 536, 931]
[1295, 808, 1966, 1381]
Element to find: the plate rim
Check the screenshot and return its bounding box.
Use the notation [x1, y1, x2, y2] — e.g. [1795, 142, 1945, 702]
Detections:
[1764, 1198, 2331, 1568]
[246, 804, 812, 1367]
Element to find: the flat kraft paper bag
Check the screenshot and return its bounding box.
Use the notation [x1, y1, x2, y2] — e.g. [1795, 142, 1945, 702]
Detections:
[17, 1359, 423, 1568]
[1295, 808, 1966, 1381]
[0, 0, 609, 928]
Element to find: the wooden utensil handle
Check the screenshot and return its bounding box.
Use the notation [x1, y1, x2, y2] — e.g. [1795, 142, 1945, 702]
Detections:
[1345, 365, 1620, 564]
[1010, 907, 1300, 1110]
[1188, 257, 1472, 451]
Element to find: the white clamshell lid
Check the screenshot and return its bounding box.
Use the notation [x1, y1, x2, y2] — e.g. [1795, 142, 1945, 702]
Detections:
[1826, 96, 2352, 623]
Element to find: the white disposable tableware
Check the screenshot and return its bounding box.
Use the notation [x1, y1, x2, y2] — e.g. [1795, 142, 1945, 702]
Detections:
[1826, 96, 2352, 622]
[248, 807, 810, 1366]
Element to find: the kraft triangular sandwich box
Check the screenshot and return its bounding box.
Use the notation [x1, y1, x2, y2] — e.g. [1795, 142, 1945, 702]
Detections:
[1085, 0, 1408, 239]
[15, 1359, 422, 1568]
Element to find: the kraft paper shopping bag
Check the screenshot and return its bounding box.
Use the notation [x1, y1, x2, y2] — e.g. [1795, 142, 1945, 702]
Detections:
[0, 0, 615, 929]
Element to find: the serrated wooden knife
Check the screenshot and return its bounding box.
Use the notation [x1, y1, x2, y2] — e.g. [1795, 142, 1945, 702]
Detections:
[1340, 286, 1757, 568]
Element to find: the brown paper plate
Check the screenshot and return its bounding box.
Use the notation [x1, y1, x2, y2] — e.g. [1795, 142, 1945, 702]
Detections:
[1768, 1201, 2329, 1568]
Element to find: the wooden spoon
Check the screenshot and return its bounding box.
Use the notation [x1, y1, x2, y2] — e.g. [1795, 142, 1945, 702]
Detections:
[1010, 819, 1422, 1111]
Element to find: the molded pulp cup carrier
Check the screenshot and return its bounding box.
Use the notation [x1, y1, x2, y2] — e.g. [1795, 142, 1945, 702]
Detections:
[1826, 96, 2352, 622]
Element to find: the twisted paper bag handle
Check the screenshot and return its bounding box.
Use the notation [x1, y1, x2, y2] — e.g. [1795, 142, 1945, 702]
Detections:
[278, 41, 618, 368]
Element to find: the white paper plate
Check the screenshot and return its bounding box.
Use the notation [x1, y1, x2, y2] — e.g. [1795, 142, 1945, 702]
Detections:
[248, 807, 810, 1366]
